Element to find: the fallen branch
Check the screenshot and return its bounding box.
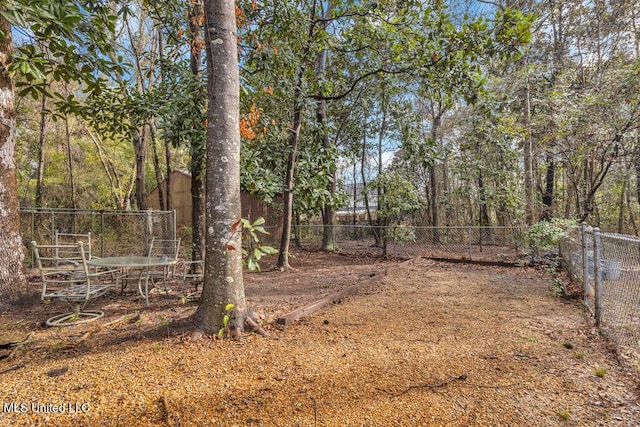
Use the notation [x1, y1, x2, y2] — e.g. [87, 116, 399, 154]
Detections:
[0, 332, 35, 350]
[0, 364, 25, 375]
[159, 395, 171, 425]
[0, 332, 36, 360]
[75, 314, 134, 345]
[377, 374, 467, 398]
[102, 314, 131, 328]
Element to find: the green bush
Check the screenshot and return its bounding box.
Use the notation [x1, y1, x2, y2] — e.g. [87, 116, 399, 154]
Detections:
[525, 219, 575, 256]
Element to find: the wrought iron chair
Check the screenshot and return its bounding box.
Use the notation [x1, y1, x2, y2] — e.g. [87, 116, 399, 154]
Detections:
[32, 241, 115, 327]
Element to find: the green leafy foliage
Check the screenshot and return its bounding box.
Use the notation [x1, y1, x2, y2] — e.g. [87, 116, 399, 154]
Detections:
[5, 0, 121, 106]
[525, 219, 575, 256]
[371, 171, 421, 225]
[231, 217, 279, 272]
[217, 303, 235, 338]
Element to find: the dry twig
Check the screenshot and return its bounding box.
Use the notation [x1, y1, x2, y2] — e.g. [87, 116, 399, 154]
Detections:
[377, 374, 468, 398]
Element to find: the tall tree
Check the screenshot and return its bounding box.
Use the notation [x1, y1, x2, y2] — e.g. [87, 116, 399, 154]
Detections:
[192, 0, 246, 336]
[0, 6, 24, 311]
[0, 0, 118, 306]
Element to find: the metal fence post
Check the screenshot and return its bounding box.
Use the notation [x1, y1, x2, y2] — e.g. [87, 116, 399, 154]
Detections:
[581, 222, 588, 307]
[100, 211, 105, 257]
[468, 226, 472, 258]
[172, 210, 177, 241]
[146, 208, 153, 244]
[50, 210, 55, 245]
[393, 226, 397, 258]
[593, 227, 603, 328]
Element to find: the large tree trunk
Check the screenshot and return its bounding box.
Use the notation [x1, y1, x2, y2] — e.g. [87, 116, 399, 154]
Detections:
[317, 48, 338, 252]
[478, 171, 491, 227]
[377, 97, 388, 256]
[617, 176, 626, 234]
[150, 123, 165, 210]
[0, 12, 26, 310]
[429, 106, 440, 229]
[635, 136, 640, 206]
[64, 118, 77, 209]
[361, 130, 381, 246]
[277, 0, 321, 269]
[193, 0, 246, 336]
[541, 154, 554, 220]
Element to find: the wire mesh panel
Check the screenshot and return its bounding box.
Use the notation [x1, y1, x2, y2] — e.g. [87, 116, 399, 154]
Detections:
[561, 225, 640, 369]
[394, 226, 525, 261]
[599, 233, 640, 363]
[290, 225, 525, 261]
[20, 208, 176, 267]
[584, 230, 596, 316]
[559, 227, 592, 311]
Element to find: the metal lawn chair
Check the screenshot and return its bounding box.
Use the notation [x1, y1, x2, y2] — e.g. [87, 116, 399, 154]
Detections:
[32, 240, 115, 327]
[55, 231, 94, 258]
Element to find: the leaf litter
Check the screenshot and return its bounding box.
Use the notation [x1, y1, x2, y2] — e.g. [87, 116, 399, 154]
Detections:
[0, 252, 639, 426]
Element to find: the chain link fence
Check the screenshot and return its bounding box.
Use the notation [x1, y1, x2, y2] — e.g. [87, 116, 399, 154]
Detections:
[293, 225, 526, 262]
[20, 208, 176, 267]
[559, 224, 640, 369]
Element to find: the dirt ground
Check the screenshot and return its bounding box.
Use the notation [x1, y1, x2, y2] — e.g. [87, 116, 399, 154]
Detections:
[1, 249, 639, 426]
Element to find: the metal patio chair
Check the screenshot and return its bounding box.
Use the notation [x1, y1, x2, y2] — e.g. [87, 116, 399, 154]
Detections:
[32, 241, 115, 327]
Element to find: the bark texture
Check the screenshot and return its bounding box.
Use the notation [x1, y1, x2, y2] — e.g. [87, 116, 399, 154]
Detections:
[0, 13, 26, 310]
[193, 0, 246, 335]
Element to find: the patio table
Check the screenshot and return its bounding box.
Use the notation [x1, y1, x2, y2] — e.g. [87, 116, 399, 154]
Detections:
[86, 256, 177, 306]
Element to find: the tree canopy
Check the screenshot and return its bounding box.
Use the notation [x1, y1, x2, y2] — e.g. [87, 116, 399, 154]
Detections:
[4, 0, 640, 316]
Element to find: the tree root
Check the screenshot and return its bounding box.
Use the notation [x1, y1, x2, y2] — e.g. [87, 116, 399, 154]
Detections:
[245, 309, 271, 337]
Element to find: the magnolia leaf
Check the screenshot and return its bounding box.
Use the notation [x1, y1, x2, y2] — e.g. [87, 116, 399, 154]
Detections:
[225, 303, 235, 311]
[260, 246, 279, 255]
[254, 226, 269, 235]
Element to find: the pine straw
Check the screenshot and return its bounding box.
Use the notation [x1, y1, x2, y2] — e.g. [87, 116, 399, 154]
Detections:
[1, 257, 640, 426]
